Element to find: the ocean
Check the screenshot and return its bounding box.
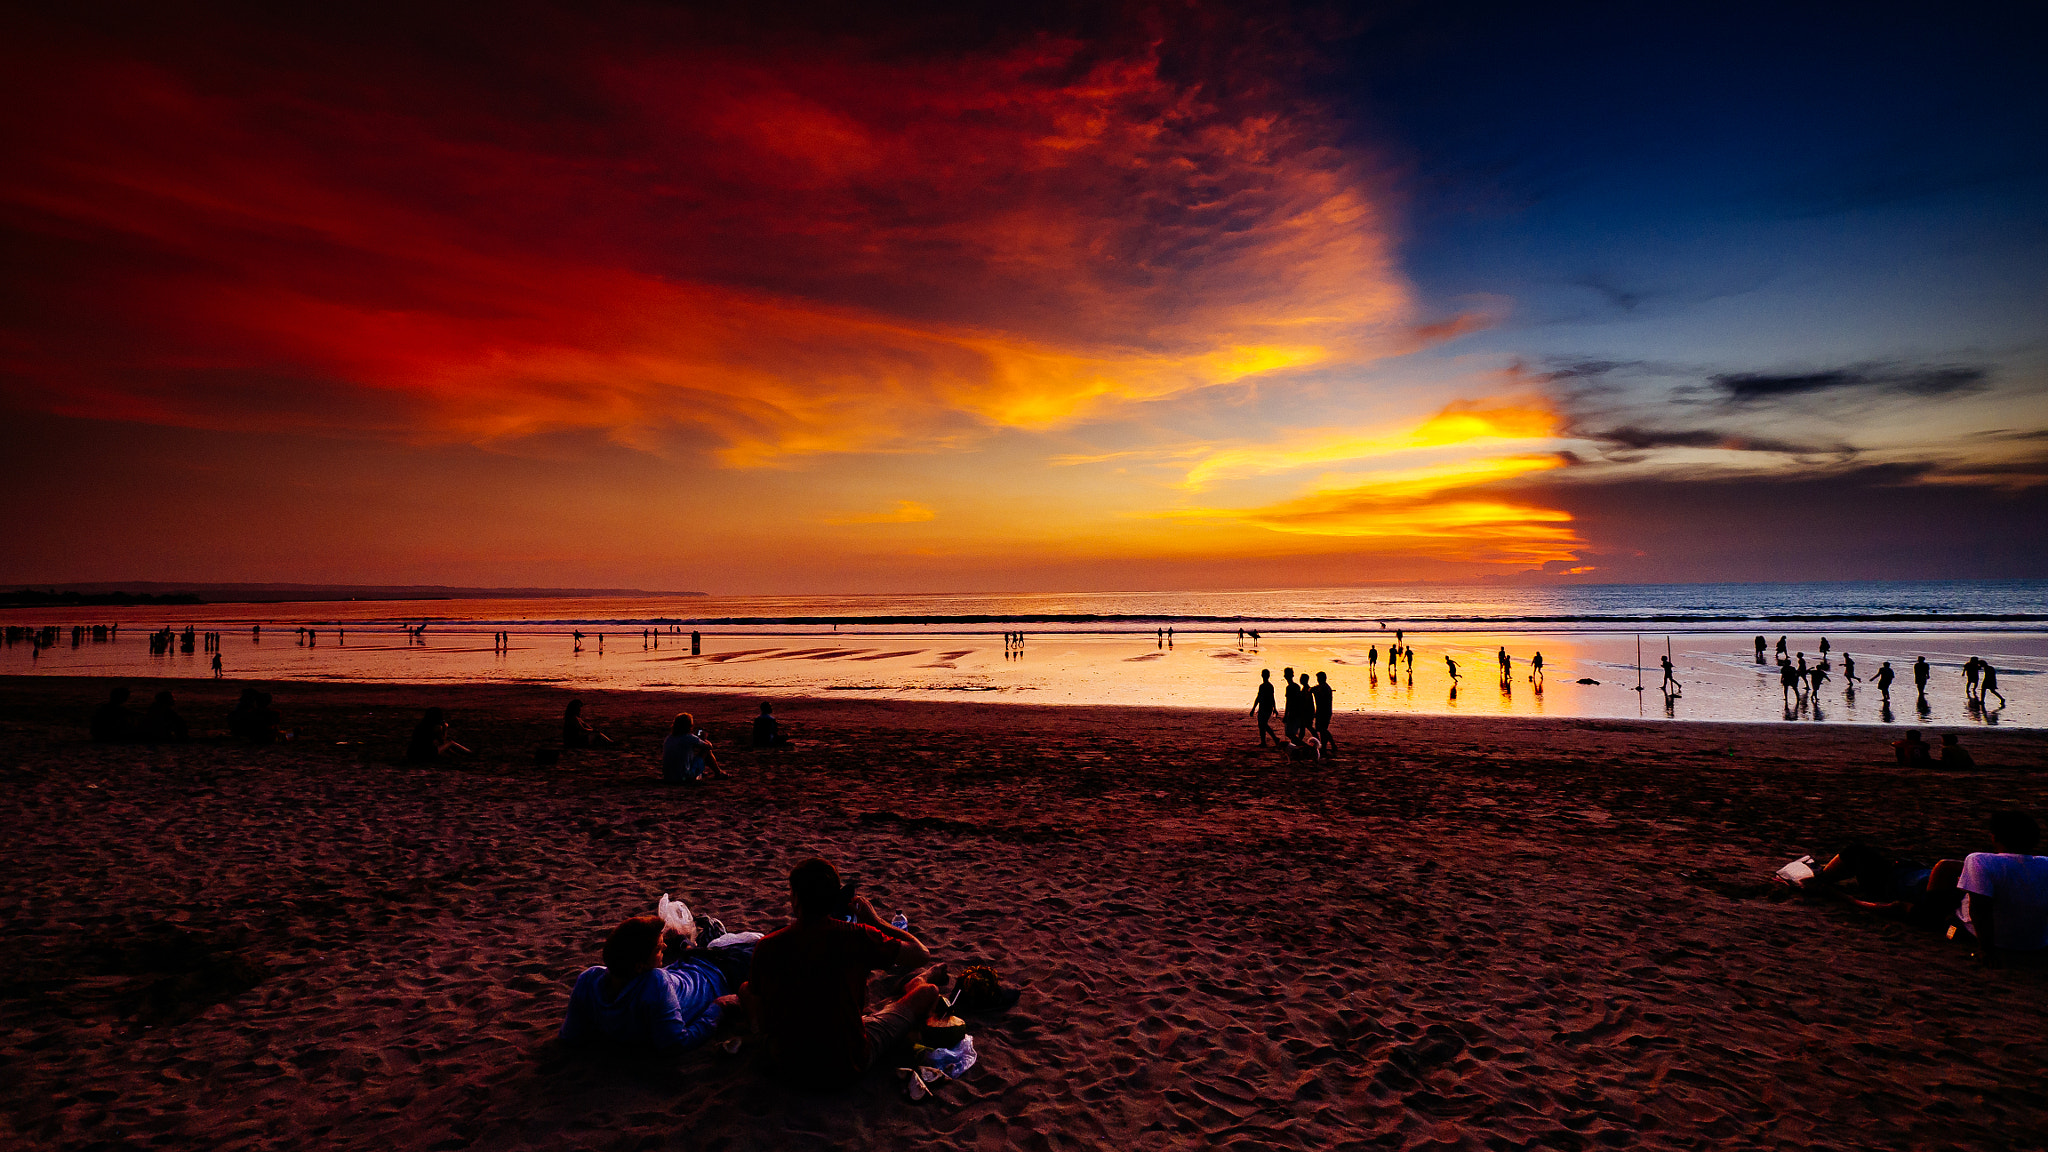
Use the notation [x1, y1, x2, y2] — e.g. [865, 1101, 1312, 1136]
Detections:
[5, 580, 2042, 728]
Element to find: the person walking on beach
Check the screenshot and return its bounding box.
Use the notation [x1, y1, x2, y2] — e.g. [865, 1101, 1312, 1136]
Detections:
[1531, 651, 1544, 682]
[1781, 659, 1803, 703]
[1842, 652, 1859, 684]
[211, 651, 223, 679]
[1444, 654, 1460, 683]
[1963, 657, 1983, 700]
[1405, 646, 1415, 674]
[1311, 672, 1335, 750]
[1368, 645, 1379, 676]
[1281, 668, 1303, 741]
[1876, 661, 1896, 699]
[1913, 656, 1931, 698]
[1981, 662, 2006, 708]
[1251, 670, 1279, 745]
[1754, 635, 1767, 664]
[1498, 646, 1511, 680]
[1776, 636, 1788, 659]
[1660, 654, 1681, 694]
[1819, 637, 1831, 659]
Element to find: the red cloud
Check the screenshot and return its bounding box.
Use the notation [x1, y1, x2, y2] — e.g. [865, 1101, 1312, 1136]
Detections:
[0, 7, 1414, 462]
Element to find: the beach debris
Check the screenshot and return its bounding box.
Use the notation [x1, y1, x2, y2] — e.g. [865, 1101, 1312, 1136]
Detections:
[926, 1034, 978, 1079]
[720, 1037, 743, 1055]
[898, 1064, 943, 1101]
[1576, 678, 1600, 685]
[655, 893, 695, 941]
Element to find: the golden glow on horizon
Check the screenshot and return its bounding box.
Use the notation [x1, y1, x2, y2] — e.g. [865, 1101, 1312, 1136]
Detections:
[1180, 400, 1560, 489]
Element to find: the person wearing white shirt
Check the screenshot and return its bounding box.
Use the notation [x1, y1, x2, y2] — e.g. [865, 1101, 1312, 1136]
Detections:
[1955, 811, 2048, 967]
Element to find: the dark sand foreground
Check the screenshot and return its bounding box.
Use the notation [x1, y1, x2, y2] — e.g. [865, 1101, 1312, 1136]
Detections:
[3, 676, 2046, 1152]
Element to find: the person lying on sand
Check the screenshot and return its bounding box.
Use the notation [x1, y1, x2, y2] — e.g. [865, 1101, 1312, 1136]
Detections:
[741, 858, 944, 1088]
[406, 707, 470, 763]
[1808, 812, 2048, 967]
[559, 914, 753, 1054]
[562, 699, 617, 749]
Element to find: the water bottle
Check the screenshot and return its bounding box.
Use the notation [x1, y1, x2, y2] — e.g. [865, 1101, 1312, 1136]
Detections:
[891, 912, 910, 931]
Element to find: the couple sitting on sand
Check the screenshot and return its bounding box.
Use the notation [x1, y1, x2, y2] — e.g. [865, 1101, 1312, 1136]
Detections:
[560, 857, 951, 1086]
[1804, 811, 2048, 967]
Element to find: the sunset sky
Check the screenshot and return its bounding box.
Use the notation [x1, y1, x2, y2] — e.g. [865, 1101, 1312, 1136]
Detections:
[3, 2, 2043, 593]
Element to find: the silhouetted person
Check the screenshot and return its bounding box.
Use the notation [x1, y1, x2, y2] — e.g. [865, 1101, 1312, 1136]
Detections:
[1842, 653, 1859, 683]
[1368, 645, 1378, 675]
[663, 712, 722, 782]
[1250, 670, 1278, 746]
[407, 707, 469, 763]
[1660, 654, 1681, 693]
[1531, 651, 1545, 681]
[1754, 635, 1766, 664]
[1819, 637, 1830, 658]
[141, 691, 188, 743]
[1282, 668, 1303, 740]
[1781, 659, 1802, 702]
[753, 701, 792, 748]
[211, 651, 223, 679]
[1913, 656, 1930, 697]
[1963, 657, 1983, 699]
[90, 686, 133, 742]
[1311, 672, 1335, 750]
[1405, 646, 1414, 673]
[1940, 733, 1977, 770]
[1893, 729, 1932, 768]
[1981, 663, 2006, 708]
[1775, 636, 1788, 658]
[563, 699, 616, 749]
[1876, 661, 1895, 698]
[1445, 655, 1460, 682]
[1498, 647, 1511, 680]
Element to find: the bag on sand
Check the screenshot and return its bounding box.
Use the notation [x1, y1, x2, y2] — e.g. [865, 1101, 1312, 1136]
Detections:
[656, 893, 696, 942]
[1773, 856, 1816, 887]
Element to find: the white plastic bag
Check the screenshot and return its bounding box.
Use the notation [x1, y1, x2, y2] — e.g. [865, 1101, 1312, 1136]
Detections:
[927, 1034, 977, 1079]
[656, 893, 696, 942]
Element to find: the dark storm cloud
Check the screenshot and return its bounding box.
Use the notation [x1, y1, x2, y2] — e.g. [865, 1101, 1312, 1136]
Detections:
[1588, 426, 1847, 456]
[1713, 363, 1989, 403]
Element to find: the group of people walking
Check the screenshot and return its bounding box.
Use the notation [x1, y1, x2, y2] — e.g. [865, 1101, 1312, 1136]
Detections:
[1250, 667, 1335, 757]
[1765, 635, 2006, 712]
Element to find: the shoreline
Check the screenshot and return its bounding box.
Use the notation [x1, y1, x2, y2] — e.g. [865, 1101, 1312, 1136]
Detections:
[4, 675, 2046, 1150]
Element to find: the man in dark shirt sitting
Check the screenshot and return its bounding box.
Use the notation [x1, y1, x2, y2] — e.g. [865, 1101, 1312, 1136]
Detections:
[751, 701, 792, 748]
[742, 858, 941, 1087]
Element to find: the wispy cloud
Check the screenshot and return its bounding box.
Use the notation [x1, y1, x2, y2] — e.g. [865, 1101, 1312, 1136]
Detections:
[825, 500, 937, 525]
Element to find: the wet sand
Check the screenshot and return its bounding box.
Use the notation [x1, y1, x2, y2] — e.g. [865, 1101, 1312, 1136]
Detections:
[3, 675, 2046, 1152]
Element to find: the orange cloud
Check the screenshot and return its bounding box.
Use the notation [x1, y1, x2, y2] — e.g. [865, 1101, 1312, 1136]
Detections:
[825, 500, 937, 525]
[1180, 399, 1561, 489]
[0, 30, 1414, 466]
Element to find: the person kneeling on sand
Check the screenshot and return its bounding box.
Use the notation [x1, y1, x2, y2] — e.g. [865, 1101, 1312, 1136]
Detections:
[560, 914, 753, 1054]
[741, 858, 943, 1088]
[661, 713, 725, 783]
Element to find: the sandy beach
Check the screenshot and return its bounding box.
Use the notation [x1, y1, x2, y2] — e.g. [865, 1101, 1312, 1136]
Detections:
[3, 675, 2046, 1152]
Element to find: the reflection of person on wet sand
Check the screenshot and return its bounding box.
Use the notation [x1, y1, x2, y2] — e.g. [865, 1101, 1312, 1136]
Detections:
[1250, 670, 1279, 746]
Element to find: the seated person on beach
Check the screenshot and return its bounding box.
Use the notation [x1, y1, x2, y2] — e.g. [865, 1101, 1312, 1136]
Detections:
[560, 914, 754, 1055]
[741, 858, 943, 1088]
[226, 689, 281, 744]
[1892, 730, 1932, 768]
[752, 702, 793, 748]
[139, 691, 188, 743]
[1939, 733, 1976, 770]
[89, 686, 134, 742]
[661, 713, 724, 783]
[406, 707, 470, 763]
[562, 699, 616, 749]
[1956, 812, 2048, 966]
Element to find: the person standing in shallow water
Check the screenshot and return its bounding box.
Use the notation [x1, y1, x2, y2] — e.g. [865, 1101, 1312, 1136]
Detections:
[1875, 661, 1895, 698]
[1913, 656, 1931, 697]
[1250, 669, 1279, 746]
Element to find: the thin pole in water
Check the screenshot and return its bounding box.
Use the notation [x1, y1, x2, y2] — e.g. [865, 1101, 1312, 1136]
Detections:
[1636, 634, 1644, 692]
